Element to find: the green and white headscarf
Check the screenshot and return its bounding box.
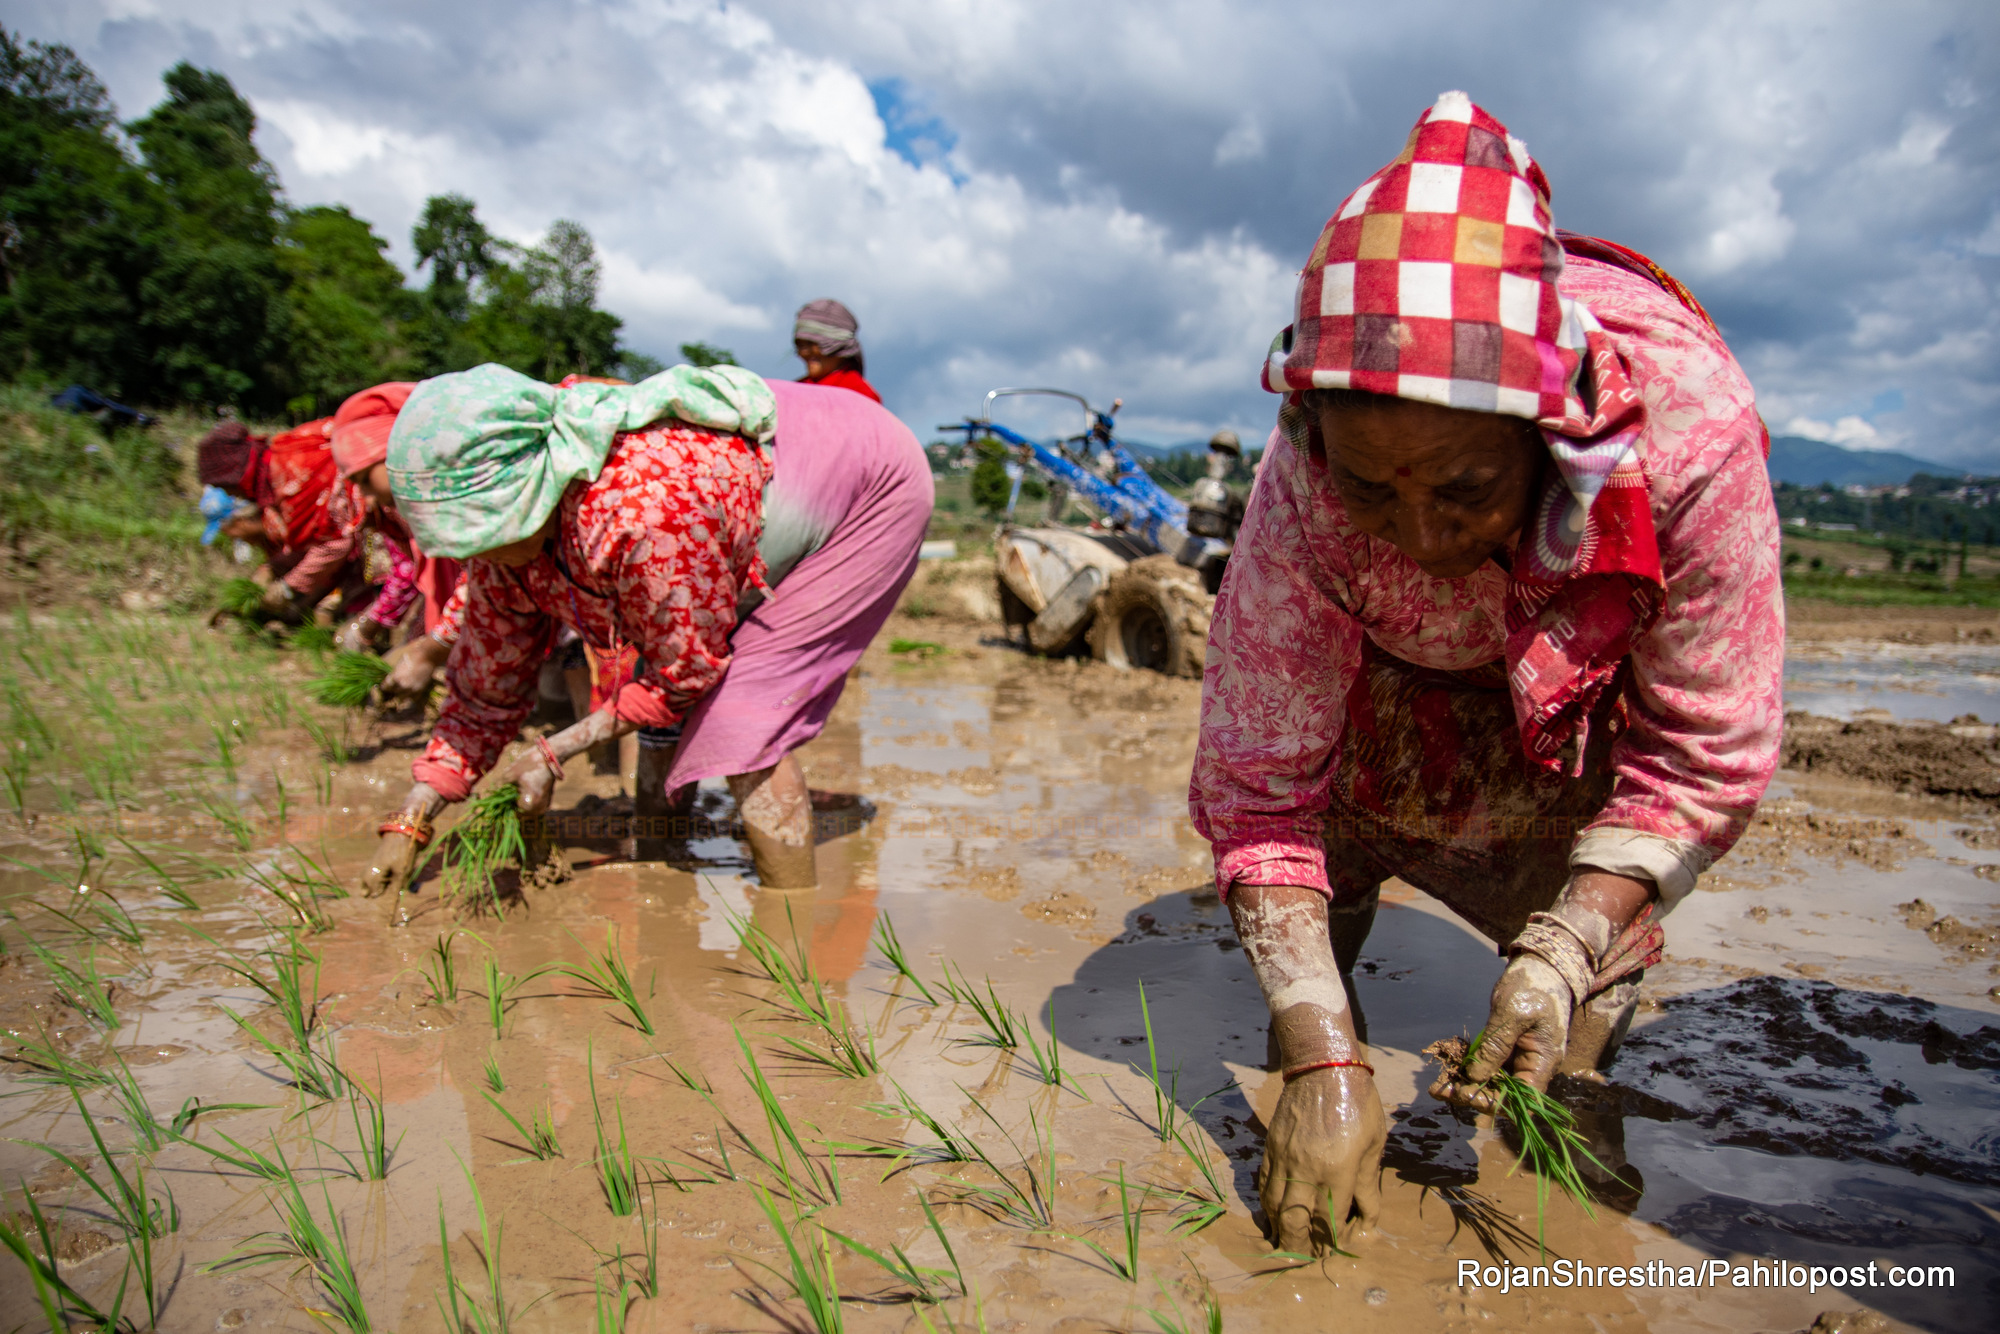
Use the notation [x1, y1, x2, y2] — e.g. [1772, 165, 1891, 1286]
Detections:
[387, 362, 777, 559]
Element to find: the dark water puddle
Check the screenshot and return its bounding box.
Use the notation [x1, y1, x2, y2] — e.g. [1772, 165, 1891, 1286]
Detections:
[1612, 975, 2000, 1186]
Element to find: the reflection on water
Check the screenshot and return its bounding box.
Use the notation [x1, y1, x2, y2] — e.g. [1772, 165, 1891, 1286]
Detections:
[1785, 644, 2000, 721]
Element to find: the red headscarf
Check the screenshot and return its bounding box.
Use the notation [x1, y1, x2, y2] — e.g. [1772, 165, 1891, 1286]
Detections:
[1266, 91, 1673, 774]
[331, 382, 417, 478]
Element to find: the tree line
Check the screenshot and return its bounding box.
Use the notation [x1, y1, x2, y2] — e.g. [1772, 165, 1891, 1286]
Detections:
[0, 30, 678, 421]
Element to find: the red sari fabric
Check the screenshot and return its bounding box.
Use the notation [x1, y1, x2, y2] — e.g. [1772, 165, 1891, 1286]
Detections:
[804, 368, 881, 403]
[259, 418, 364, 554]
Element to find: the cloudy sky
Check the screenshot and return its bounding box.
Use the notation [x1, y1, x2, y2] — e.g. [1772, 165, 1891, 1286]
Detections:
[10, 1, 1999, 462]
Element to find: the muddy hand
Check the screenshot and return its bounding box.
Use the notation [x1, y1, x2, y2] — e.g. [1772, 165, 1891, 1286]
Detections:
[1258, 1066, 1387, 1253]
[1439, 955, 1573, 1111]
[503, 750, 557, 815]
[379, 634, 448, 700]
[361, 832, 420, 898]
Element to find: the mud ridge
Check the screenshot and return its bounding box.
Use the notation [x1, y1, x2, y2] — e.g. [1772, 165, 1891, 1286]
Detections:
[1783, 710, 2000, 806]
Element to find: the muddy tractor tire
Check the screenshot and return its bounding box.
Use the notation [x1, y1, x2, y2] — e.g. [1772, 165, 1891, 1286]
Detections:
[1088, 554, 1212, 678]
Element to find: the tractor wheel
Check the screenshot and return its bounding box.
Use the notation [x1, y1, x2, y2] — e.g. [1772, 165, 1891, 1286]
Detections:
[996, 572, 1035, 638]
[1089, 555, 1211, 678]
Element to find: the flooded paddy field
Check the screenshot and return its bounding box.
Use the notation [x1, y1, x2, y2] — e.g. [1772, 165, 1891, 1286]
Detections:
[0, 606, 1994, 1332]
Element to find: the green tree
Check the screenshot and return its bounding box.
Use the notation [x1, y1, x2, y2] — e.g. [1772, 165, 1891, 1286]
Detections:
[519, 219, 619, 380]
[127, 61, 288, 405]
[0, 31, 162, 395]
[277, 204, 412, 415]
[679, 341, 737, 368]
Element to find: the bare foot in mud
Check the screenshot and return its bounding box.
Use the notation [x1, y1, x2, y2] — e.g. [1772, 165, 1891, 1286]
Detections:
[1257, 1065, 1386, 1253]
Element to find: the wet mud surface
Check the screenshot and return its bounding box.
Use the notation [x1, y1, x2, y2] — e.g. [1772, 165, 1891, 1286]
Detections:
[0, 609, 1994, 1332]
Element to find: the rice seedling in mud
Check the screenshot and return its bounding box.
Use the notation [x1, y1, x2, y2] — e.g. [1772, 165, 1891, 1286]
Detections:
[307, 650, 391, 709]
[1020, 999, 1088, 1098]
[734, 1030, 843, 1206]
[1144, 1283, 1225, 1334]
[1065, 1164, 1149, 1283]
[483, 1089, 562, 1161]
[728, 905, 878, 1077]
[1133, 980, 1233, 1146]
[5, 1025, 115, 1088]
[418, 928, 468, 1004]
[25, 1084, 182, 1240]
[871, 912, 939, 1005]
[204, 927, 344, 1101]
[422, 784, 532, 918]
[938, 962, 1022, 1051]
[838, 1083, 981, 1176]
[479, 956, 554, 1040]
[45, 885, 146, 948]
[588, 1042, 644, 1216]
[242, 841, 347, 933]
[482, 1050, 505, 1092]
[290, 622, 337, 655]
[943, 1092, 1058, 1231]
[437, 1151, 546, 1334]
[551, 926, 656, 1035]
[1424, 1034, 1623, 1256]
[193, 781, 258, 850]
[23, 936, 121, 1028]
[0, 1188, 129, 1332]
[744, 1183, 845, 1334]
[211, 1149, 372, 1334]
[824, 1192, 966, 1306]
[115, 836, 202, 911]
[1161, 1124, 1232, 1235]
[301, 713, 352, 764]
[324, 1067, 403, 1180]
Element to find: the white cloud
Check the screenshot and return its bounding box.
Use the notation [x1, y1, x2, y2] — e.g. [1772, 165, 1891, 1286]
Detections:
[1783, 416, 1886, 449]
[9, 0, 1997, 465]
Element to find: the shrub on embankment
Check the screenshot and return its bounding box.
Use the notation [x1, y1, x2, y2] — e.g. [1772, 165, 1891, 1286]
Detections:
[0, 382, 237, 610]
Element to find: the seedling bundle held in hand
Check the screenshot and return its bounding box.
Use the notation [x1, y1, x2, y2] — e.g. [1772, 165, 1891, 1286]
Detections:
[306, 650, 391, 708]
[1425, 1034, 1623, 1254]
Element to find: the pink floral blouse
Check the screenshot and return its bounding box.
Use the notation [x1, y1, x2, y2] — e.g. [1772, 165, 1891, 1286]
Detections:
[1190, 257, 1784, 908]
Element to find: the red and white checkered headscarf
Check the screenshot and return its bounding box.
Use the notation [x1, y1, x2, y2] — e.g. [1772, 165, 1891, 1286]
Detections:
[1266, 91, 1648, 563]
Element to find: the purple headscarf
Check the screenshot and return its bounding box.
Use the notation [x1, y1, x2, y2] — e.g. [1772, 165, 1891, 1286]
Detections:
[793, 299, 864, 369]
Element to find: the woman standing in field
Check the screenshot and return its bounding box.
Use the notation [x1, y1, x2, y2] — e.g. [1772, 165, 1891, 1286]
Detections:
[1191, 92, 1782, 1252]
[360, 360, 931, 897]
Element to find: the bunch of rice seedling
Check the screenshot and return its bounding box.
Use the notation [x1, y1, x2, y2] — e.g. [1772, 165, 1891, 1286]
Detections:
[1425, 1034, 1620, 1255]
[290, 623, 336, 655]
[306, 651, 391, 709]
[420, 785, 528, 917]
[218, 578, 266, 619]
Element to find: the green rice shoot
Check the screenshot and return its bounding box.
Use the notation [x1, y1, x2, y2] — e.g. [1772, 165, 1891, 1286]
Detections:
[217, 578, 265, 619]
[1428, 1034, 1621, 1256]
[306, 651, 391, 709]
[290, 623, 337, 655]
[420, 784, 529, 918]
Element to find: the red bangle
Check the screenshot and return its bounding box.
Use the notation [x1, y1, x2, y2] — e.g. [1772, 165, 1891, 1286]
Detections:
[377, 816, 431, 845]
[1283, 1059, 1374, 1082]
[536, 736, 565, 780]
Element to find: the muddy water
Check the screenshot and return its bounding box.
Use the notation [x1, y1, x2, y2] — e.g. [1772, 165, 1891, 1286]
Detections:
[1786, 643, 2000, 722]
[0, 615, 1994, 1332]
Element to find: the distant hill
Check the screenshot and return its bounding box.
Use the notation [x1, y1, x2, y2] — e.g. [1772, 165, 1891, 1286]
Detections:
[1768, 436, 1954, 488]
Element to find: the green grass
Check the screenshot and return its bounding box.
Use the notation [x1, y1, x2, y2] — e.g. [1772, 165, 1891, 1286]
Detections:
[307, 650, 391, 708]
[947, 1092, 1057, 1230]
[483, 1050, 505, 1093]
[479, 956, 552, 1040]
[887, 638, 945, 658]
[421, 929, 466, 1004]
[1163, 1124, 1230, 1235]
[329, 1068, 402, 1180]
[23, 937, 121, 1028]
[25, 1085, 180, 1241]
[843, 1083, 980, 1175]
[730, 906, 878, 1077]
